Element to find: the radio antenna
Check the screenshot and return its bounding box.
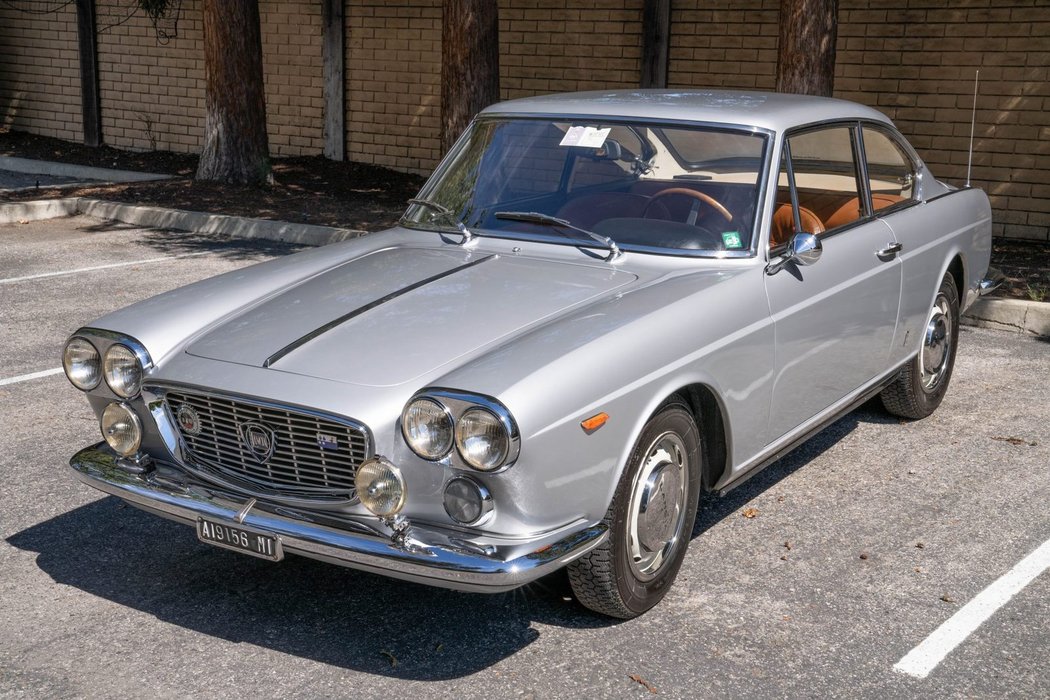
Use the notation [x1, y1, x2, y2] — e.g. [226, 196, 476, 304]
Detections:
[966, 70, 979, 187]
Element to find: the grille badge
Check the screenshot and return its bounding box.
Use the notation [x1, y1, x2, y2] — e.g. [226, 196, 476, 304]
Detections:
[238, 421, 276, 463]
[175, 404, 201, 436]
[317, 433, 339, 450]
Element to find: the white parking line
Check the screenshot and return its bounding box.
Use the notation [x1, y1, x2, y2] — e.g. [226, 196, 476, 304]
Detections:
[893, 537, 1050, 679]
[0, 251, 210, 285]
[0, 367, 64, 386]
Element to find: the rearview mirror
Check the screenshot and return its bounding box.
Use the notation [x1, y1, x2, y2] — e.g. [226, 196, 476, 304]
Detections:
[766, 232, 822, 275]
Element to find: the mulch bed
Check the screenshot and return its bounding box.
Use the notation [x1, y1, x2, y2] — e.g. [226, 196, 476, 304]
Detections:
[2, 129, 1047, 300]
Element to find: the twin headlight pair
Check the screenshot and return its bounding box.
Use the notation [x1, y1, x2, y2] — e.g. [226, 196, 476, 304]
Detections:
[63, 337, 144, 398]
[64, 335, 147, 458]
[401, 393, 519, 472]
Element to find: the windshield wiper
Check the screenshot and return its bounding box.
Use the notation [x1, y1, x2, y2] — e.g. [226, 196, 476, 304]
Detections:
[493, 211, 622, 261]
[407, 198, 474, 245]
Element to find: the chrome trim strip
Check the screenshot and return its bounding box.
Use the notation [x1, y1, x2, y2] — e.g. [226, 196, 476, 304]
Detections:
[978, 267, 1006, 297]
[263, 254, 498, 367]
[70, 443, 607, 593]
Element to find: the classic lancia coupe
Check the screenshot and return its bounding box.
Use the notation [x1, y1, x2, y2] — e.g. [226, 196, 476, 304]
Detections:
[64, 90, 998, 618]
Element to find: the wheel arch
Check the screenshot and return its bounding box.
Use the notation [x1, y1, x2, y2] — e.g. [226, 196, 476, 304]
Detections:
[667, 383, 731, 494]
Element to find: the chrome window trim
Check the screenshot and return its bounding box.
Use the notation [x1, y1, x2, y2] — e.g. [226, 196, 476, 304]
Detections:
[403, 387, 521, 473]
[402, 114, 775, 260]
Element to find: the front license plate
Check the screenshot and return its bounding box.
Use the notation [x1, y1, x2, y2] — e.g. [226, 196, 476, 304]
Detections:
[197, 517, 283, 562]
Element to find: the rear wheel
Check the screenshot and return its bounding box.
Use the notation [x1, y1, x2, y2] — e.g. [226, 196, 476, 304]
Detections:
[881, 272, 960, 419]
[568, 401, 701, 618]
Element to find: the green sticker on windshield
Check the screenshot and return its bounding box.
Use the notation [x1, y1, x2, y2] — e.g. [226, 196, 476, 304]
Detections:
[721, 231, 743, 249]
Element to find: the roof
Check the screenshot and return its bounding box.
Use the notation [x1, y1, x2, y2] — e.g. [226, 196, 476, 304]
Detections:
[481, 89, 893, 132]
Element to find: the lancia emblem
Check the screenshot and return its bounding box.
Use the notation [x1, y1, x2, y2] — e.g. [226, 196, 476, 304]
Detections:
[238, 421, 276, 463]
[175, 404, 201, 436]
[317, 433, 339, 450]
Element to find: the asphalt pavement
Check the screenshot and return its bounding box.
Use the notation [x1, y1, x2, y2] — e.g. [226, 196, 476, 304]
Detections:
[0, 216, 1047, 699]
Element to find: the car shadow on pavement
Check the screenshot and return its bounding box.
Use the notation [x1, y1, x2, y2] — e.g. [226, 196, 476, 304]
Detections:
[692, 401, 898, 537]
[79, 218, 308, 260]
[6, 497, 610, 680]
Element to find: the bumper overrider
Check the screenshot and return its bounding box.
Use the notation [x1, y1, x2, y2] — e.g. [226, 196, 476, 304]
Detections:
[69, 443, 607, 593]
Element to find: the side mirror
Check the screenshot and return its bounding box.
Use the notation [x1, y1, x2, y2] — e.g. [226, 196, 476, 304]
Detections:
[766, 232, 822, 275]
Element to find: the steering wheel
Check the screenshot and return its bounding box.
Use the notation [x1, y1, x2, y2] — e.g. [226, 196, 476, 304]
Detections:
[641, 188, 733, 226]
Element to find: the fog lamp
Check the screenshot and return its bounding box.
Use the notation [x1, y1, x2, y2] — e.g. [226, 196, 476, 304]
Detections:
[355, 457, 407, 517]
[443, 477, 493, 525]
[101, 402, 142, 456]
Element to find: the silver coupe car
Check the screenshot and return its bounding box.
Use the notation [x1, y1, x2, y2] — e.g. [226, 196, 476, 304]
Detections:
[64, 90, 1000, 618]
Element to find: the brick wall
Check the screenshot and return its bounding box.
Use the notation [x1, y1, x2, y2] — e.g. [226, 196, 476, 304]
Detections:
[345, 1, 442, 175]
[0, 2, 82, 142]
[2, 0, 1047, 239]
[94, 0, 322, 157]
[94, 0, 205, 153]
[834, 1, 1050, 241]
[344, 0, 644, 175]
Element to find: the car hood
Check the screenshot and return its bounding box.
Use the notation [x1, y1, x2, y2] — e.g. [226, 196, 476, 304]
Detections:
[185, 246, 637, 387]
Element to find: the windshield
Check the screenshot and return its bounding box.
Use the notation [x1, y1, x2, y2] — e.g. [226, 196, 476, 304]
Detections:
[403, 117, 769, 255]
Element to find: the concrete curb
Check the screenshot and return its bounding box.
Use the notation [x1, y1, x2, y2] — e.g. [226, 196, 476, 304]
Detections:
[0, 156, 170, 183]
[963, 297, 1050, 338]
[0, 198, 81, 224]
[77, 198, 366, 246]
[0, 197, 366, 247]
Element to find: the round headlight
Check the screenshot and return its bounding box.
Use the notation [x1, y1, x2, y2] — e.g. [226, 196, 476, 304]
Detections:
[63, 337, 101, 390]
[355, 458, 407, 517]
[443, 477, 493, 525]
[101, 402, 142, 456]
[103, 344, 143, 398]
[402, 398, 453, 460]
[455, 408, 510, 471]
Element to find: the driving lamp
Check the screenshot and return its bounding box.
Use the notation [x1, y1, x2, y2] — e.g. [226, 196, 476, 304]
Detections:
[63, 337, 101, 390]
[103, 344, 143, 398]
[402, 398, 454, 460]
[101, 402, 142, 456]
[355, 457, 407, 517]
[455, 407, 510, 471]
[443, 477, 492, 525]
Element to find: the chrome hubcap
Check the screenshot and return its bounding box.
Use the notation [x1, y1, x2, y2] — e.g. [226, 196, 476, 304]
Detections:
[921, 293, 952, 392]
[626, 432, 688, 581]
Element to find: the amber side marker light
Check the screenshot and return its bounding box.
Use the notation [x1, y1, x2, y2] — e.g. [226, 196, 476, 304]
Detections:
[581, 412, 609, 433]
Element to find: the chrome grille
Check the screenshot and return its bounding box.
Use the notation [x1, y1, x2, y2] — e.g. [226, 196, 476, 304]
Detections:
[164, 389, 369, 502]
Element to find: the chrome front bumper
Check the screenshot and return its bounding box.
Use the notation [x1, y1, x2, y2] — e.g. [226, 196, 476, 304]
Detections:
[978, 267, 1006, 296]
[69, 444, 607, 593]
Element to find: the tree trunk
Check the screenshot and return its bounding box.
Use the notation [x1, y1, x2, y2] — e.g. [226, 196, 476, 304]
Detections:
[441, 0, 499, 155]
[196, 0, 271, 184]
[775, 0, 839, 97]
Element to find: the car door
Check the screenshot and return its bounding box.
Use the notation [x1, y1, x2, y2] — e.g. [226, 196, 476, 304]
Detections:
[763, 124, 903, 443]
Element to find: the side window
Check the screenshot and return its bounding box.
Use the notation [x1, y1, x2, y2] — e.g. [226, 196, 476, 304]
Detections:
[771, 126, 866, 248]
[862, 127, 916, 210]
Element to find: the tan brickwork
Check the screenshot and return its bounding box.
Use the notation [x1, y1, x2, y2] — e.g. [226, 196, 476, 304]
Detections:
[3, 1, 1046, 239]
[668, 0, 1050, 241]
[834, 0, 1050, 241]
[345, 0, 442, 174]
[0, 2, 82, 142]
[94, 0, 322, 156]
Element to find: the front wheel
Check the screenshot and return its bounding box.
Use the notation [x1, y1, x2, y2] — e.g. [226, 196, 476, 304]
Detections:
[881, 271, 960, 419]
[568, 401, 701, 618]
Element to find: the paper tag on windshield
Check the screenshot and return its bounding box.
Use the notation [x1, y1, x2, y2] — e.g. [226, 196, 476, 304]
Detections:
[560, 126, 611, 149]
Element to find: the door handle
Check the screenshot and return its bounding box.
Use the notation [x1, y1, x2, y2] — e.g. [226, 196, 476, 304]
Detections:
[877, 242, 903, 259]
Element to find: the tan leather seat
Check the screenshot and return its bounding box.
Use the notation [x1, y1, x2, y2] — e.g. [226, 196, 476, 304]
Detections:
[771, 203, 824, 248]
